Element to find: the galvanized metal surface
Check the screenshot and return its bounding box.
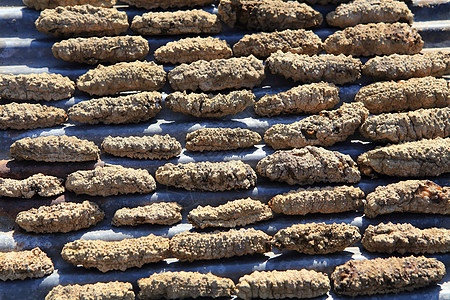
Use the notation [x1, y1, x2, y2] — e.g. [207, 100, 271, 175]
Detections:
[0, 0, 449, 299]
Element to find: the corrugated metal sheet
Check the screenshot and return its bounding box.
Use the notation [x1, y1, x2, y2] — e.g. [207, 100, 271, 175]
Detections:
[0, 0, 449, 299]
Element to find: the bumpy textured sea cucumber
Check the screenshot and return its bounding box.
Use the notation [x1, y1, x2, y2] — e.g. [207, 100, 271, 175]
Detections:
[359, 107, 450, 143]
[23, 0, 116, 10]
[137, 272, 235, 299]
[264, 102, 369, 149]
[156, 160, 257, 191]
[52, 36, 149, 64]
[131, 10, 221, 36]
[0, 173, 64, 198]
[355, 76, 450, 114]
[170, 228, 272, 261]
[266, 51, 361, 85]
[0, 248, 54, 281]
[362, 52, 450, 80]
[302, 0, 351, 3]
[0, 103, 67, 130]
[102, 135, 181, 160]
[166, 90, 255, 118]
[168, 55, 265, 91]
[236, 269, 330, 300]
[254, 82, 339, 117]
[303, 0, 351, 4]
[112, 202, 182, 226]
[16, 201, 104, 233]
[122, 0, 214, 9]
[357, 138, 450, 177]
[0, 73, 74, 101]
[331, 256, 446, 296]
[269, 185, 364, 215]
[362, 222, 450, 254]
[65, 165, 156, 196]
[218, 0, 322, 30]
[186, 128, 261, 152]
[61, 234, 170, 272]
[326, 0, 413, 28]
[10, 135, 100, 162]
[233, 29, 322, 58]
[76, 61, 166, 96]
[45, 282, 135, 300]
[364, 180, 450, 218]
[273, 223, 361, 254]
[68, 92, 162, 125]
[324, 22, 423, 56]
[154, 37, 232, 64]
[257, 147, 361, 185]
[35, 5, 129, 37]
[188, 198, 273, 228]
